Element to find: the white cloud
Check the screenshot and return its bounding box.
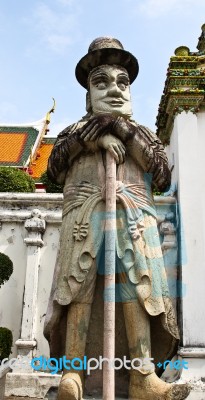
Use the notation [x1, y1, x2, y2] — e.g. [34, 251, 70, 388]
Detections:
[136, 0, 205, 18]
[28, 2, 81, 54]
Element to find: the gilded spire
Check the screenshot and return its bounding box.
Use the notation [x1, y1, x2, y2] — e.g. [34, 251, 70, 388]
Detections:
[46, 98, 56, 124]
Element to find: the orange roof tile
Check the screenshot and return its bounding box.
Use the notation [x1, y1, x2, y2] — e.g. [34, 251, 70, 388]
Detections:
[0, 127, 38, 166]
[32, 142, 54, 179]
[0, 133, 27, 163]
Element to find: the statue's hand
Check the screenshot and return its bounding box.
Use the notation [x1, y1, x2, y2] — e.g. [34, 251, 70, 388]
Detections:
[78, 115, 135, 144]
[79, 115, 116, 142]
[113, 116, 136, 142]
[98, 134, 125, 164]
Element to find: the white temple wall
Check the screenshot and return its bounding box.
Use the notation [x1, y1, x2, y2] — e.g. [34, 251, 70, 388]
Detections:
[196, 111, 205, 253]
[166, 111, 205, 347]
[0, 221, 27, 357]
[161, 113, 205, 400]
[0, 194, 62, 360]
[0, 223, 60, 358]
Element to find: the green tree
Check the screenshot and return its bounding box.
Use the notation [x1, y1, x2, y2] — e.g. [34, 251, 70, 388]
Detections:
[0, 167, 35, 192]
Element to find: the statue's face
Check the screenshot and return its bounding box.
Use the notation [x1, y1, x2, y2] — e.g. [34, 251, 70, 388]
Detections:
[88, 65, 132, 117]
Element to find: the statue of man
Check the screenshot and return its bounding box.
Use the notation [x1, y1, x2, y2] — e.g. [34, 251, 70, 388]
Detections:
[44, 37, 190, 400]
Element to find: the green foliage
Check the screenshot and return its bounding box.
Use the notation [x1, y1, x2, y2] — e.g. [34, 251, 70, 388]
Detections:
[0, 253, 13, 288]
[0, 167, 35, 192]
[40, 171, 63, 193]
[0, 327, 13, 361]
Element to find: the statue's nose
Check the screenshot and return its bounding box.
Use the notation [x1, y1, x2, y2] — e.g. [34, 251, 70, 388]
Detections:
[107, 82, 121, 96]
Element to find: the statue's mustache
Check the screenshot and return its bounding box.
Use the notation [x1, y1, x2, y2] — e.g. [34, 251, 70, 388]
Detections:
[99, 94, 128, 102]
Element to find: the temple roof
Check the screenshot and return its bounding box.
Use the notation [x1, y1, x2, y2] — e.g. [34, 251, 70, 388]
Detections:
[0, 100, 56, 179]
[156, 24, 205, 144]
[32, 137, 56, 179]
[0, 125, 40, 167]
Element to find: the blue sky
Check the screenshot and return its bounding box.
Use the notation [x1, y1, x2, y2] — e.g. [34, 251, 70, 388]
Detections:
[1, 0, 205, 136]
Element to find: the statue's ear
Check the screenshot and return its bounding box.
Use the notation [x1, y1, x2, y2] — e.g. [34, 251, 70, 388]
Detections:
[86, 91, 92, 113]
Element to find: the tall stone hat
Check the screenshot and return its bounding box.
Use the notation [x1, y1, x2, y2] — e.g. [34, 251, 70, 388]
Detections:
[75, 37, 139, 89]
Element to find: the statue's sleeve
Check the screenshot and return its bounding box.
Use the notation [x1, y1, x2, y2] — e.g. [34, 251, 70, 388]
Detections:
[126, 124, 171, 192]
[47, 122, 84, 184]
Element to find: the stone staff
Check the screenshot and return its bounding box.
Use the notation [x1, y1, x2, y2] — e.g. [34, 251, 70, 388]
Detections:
[103, 151, 116, 400]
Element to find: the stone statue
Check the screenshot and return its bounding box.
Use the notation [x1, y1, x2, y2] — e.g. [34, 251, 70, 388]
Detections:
[44, 37, 190, 400]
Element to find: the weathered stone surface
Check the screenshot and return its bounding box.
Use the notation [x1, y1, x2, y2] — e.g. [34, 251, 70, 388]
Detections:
[5, 373, 60, 398]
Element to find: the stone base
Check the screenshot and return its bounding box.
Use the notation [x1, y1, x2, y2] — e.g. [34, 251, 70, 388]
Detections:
[5, 398, 44, 400]
[5, 371, 205, 399]
[177, 347, 205, 399]
[5, 396, 127, 400]
[4, 391, 205, 400]
[0, 375, 6, 400]
[5, 374, 126, 399]
[175, 378, 205, 400]
[186, 384, 205, 400]
[5, 373, 61, 399]
[5, 396, 126, 400]
[0, 362, 11, 400]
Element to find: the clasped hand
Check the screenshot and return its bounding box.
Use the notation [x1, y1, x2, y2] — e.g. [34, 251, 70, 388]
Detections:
[78, 115, 132, 164]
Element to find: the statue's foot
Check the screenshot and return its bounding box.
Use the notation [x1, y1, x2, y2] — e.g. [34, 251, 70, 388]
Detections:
[165, 383, 191, 400]
[57, 372, 83, 400]
[129, 371, 191, 400]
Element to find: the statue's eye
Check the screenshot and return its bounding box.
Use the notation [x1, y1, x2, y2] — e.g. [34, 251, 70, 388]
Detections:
[117, 75, 129, 91]
[117, 79, 129, 91]
[118, 82, 126, 91]
[96, 81, 107, 89]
